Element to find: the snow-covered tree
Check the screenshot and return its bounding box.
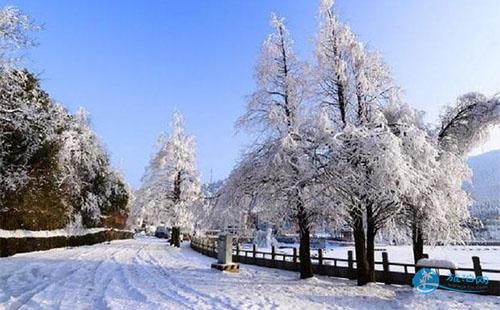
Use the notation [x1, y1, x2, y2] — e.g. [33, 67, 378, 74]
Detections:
[314, 0, 353, 127]
[392, 92, 500, 263]
[315, 0, 398, 128]
[0, 68, 128, 230]
[224, 13, 356, 278]
[314, 0, 404, 285]
[320, 121, 412, 284]
[136, 112, 201, 232]
[398, 92, 500, 261]
[223, 1, 496, 285]
[194, 180, 224, 231]
[0, 6, 39, 66]
[57, 108, 129, 228]
[383, 103, 472, 263]
[438, 92, 500, 156]
[0, 69, 69, 229]
[228, 14, 331, 279]
[0, 6, 129, 231]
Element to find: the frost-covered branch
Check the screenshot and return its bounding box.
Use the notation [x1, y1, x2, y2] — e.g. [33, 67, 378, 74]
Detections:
[438, 92, 500, 156]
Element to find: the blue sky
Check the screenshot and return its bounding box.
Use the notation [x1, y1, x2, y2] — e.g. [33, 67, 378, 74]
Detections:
[4, 0, 500, 187]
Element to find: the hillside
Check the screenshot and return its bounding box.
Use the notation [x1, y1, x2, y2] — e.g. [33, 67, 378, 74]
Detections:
[468, 150, 500, 202]
[468, 150, 500, 219]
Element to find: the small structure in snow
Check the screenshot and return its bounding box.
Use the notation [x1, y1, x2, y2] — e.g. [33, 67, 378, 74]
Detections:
[416, 258, 458, 269]
[211, 234, 239, 273]
[255, 228, 278, 248]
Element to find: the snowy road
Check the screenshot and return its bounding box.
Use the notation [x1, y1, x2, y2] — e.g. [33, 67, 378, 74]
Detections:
[1, 237, 499, 310]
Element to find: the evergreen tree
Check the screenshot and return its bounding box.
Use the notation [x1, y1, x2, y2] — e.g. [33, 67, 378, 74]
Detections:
[136, 112, 201, 232]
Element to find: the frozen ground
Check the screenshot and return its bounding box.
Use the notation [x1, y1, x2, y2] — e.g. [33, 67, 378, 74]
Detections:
[0, 237, 499, 309]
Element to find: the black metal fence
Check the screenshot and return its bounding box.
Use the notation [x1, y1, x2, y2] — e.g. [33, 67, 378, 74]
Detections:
[191, 237, 500, 296]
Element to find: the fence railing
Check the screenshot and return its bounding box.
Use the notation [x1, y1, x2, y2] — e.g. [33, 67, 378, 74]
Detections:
[190, 237, 500, 296]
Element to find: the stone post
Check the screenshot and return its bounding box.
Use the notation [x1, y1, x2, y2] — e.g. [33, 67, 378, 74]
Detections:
[217, 234, 232, 264]
[211, 233, 240, 272]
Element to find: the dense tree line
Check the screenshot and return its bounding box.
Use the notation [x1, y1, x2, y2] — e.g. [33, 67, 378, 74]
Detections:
[0, 7, 129, 230]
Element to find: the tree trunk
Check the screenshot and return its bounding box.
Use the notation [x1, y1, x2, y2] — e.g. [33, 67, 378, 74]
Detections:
[297, 206, 313, 279]
[336, 81, 347, 127]
[171, 226, 181, 248]
[365, 204, 376, 283]
[352, 212, 370, 285]
[412, 221, 424, 265]
[173, 171, 181, 202]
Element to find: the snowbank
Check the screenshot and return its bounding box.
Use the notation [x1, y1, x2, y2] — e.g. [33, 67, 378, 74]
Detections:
[0, 228, 107, 238]
[416, 258, 458, 269]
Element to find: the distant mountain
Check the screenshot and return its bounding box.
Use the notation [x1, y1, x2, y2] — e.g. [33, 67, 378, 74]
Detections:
[468, 150, 500, 202]
[467, 150, 500, 219]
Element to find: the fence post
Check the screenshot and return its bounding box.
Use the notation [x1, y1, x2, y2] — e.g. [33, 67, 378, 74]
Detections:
[348, 250, 355, 280]
[253, 244, 257, 259]
[271, 246, 275, 261]
[293, 248, 297, 264]
[318, 249, 323, 265]
[472, 256, 483, 277]
[382, 252, 390, 285]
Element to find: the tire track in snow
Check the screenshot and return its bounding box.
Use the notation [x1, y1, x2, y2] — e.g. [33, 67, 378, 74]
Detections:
[90, 244, 132, 310]
[128, 246, 196, 309]
[109, 243, 167, 309]
[4, 263, 82, 310]
[2, 244, 118, 310]
[141, 244, 239, 310]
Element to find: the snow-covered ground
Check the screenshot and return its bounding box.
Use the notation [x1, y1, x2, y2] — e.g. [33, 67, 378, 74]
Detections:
[322, 244, 500, 278]
[323, 244, 500, 270]
[0, 237, 499, 309]
[251, 243, 500, 279]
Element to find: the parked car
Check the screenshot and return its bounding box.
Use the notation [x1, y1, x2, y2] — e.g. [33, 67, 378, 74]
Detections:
[155, 226, 170, 239]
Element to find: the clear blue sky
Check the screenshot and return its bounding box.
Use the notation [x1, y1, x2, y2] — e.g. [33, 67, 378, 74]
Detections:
[4, 0, 500, 187]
